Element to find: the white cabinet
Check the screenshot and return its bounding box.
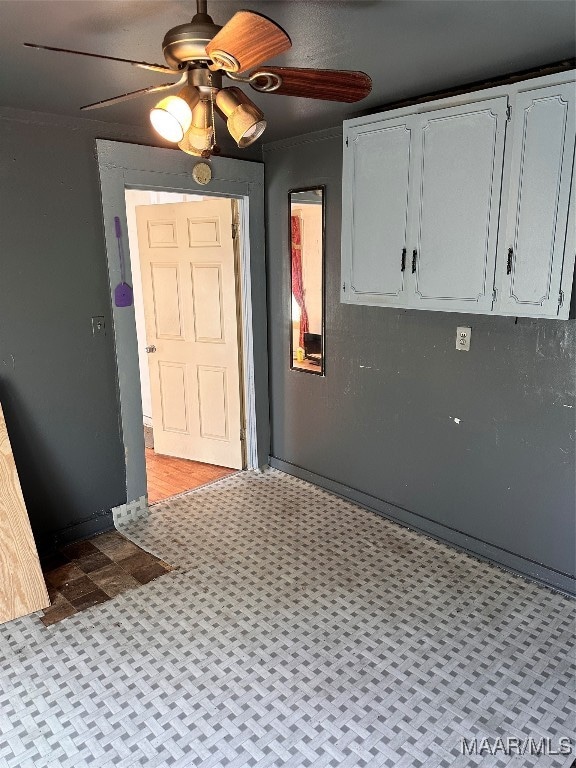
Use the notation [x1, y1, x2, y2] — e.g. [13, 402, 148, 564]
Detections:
[343, 116, 413, 306]
[409, 99, 507, 313]
[494, 82, 576, 319]
[341, 72, 576, 319]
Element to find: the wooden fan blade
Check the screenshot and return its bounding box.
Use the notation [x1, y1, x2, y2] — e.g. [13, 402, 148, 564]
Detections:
[80, 78, 182, 111]
[23, 43, 177, 74]
[249, 67, 372, 103]
[205, 11, 291, 73]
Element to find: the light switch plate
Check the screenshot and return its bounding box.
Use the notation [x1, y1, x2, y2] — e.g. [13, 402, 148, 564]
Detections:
[456, 326, 471, 351]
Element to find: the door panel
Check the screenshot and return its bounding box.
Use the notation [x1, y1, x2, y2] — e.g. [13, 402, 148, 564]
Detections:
[147, 219, 178, 247]
[151, 264, 183, 338]
[158, 362, 189, 433]
[188, 218, 221, 246]
[136, 199, 244, 469]
[410, 97, 508, 311]
[497, 83, 576, 317]
[345, 119, 413, 304]
[191, 264, 225, 342]
[197, 366, 228, 440]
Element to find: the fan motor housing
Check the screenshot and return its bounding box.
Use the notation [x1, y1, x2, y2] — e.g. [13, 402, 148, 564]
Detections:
[187, 66, 222, 96]
[162, 13, 222, 69]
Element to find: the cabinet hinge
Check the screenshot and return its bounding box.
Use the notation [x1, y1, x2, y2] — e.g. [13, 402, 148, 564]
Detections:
[231, 221, 238, 240]
[492, 287, 497, 302]
[345, 137, 349, 147]
[342, 282, 346, 292]
[559, 290, 564, 308]
[240, 427, 246, 441]
[506, 105, 512, 121]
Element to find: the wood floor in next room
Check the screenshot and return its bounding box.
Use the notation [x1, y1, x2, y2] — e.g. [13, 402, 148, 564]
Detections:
[145, 448, 237, 503]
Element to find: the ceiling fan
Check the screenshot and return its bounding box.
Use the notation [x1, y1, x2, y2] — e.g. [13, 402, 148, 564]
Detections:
[24, 0, 372, 157]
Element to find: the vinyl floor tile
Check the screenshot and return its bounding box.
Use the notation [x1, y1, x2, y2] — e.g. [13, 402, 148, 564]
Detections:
[45, 562, 85, 588]
[69, 588, 110, 611]
[74, 550, 114, 574]
[39, 592, 76, 627]
[89, 563, 140, 597]
[41, 531, 171, 623]
[91, 531, 142, 561]
[119, 550, 166, 574]
[57, 575, 96, 602]
[40, 602, 76, 627]
[61, 540, 99, 560]
[4, 469, 574, 768]
[130, 560, 171, 585]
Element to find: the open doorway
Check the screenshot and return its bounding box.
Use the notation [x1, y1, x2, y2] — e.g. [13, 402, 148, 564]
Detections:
[97, 140, 269, 518]
[124, 189, 244, 503]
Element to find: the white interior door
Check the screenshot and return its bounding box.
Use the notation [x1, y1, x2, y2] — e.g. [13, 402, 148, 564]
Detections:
[136, 199, 244, 470]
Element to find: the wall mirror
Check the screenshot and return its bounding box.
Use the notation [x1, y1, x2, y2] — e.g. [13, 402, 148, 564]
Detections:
[289, 186, 325, 375]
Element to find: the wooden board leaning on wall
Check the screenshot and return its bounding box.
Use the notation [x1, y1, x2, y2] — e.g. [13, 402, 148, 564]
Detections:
[0, 402, 49, 625]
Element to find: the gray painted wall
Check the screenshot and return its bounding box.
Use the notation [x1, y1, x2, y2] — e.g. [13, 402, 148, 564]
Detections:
[0, 106, 259, 552]
[264, 128, 576, 590]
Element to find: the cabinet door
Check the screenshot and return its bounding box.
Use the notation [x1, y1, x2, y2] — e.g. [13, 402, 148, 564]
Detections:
[342, 117, 415, 306]
[496, 83, 575, 318]
[408, 97, 508, 312]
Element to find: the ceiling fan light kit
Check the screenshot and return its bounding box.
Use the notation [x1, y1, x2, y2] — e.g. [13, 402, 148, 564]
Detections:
[149, 87, 200, 142]
[178, 99, 215, 156]
[216, 87, 267, 147]
[25, 0, 372, 159]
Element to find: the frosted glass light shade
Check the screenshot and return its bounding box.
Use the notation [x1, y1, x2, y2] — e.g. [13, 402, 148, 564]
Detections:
[178, 100, 214, 156]
[216, 87, 266, 147]
[235, 117, 266, 146]
[150, 88, 200, 143]
[150, 96, 191, 142]
[178, 125, 214, 155]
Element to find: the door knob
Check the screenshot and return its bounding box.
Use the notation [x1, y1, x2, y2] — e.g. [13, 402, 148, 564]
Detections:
[145, 345, 157, 353]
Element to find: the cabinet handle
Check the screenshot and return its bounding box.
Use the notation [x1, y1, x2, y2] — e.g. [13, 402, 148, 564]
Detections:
[401, 248, 406, 272]
[506, 247, 513, 275]
[412, 249, 417, 273]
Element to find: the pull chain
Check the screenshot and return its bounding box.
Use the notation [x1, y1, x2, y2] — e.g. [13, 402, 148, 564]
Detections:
[210, 71, 221, 157]
[209, 74, 216, 151]
[202, 72, 218, 158]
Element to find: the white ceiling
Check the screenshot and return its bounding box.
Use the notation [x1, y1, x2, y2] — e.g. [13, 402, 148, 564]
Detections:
[1, 0, 575, 147]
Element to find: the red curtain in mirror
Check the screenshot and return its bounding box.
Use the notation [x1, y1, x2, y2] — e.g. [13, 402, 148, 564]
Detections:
[291, 215, 309, 348]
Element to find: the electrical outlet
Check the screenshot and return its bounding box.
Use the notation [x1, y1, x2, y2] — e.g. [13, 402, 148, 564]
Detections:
[92, 316, 106, 336]
[456, 326, 471, 351]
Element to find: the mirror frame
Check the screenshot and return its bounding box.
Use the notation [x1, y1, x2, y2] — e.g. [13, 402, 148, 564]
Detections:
[288, 185, 326, 376]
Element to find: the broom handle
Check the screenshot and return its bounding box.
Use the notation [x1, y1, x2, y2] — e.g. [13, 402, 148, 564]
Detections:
[114, 216, 127, 284]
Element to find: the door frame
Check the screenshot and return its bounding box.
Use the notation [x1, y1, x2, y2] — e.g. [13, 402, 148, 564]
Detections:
[96, 140, 269, 506]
